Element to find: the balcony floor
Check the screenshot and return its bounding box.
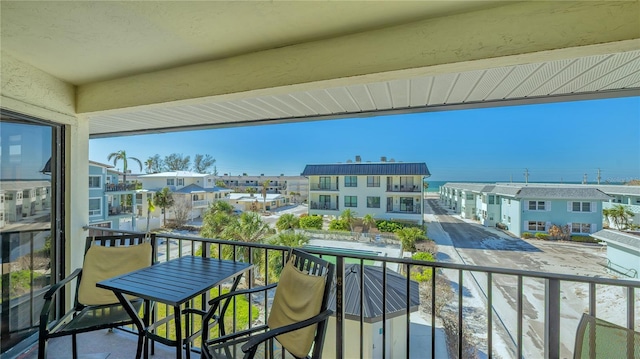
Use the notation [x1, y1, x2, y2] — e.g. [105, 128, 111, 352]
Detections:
[17, 329, 188, 359]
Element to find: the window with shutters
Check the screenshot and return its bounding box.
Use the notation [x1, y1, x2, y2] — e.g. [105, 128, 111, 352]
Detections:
[528, 201, 546, 211]
[571, 201, 591, 212]
[571, 223, 592, 233]
[528, 221, 546, 231]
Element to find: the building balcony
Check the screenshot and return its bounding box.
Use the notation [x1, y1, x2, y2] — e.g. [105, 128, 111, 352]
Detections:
[309, 183, 339, 191]
[105, 183, 138, 192]
[310, 202, 339, 211]
[387, 185, 421, 193]
[13, 228, 640, 359]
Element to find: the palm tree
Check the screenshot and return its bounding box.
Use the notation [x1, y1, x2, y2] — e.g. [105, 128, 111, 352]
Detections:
[261, 180, 269, 212]
[362, 213, 376, 233]
[107, 150, 142, 185]
[154, 187, 174, 227]
[603, 204, 635, 230]
[222, 212, 272, 284]
[275, 213, 299, 232]
[340, 208, 357, 232]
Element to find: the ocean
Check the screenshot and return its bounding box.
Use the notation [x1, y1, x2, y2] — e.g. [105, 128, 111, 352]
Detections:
[424, 180, 626, 192]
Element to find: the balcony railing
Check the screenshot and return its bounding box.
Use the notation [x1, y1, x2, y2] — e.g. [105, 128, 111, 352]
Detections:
[387, 185, 422, 193]
[76, 227, 640, 358]
[309, 183, 339, 191]
[310, 202, 339, 210]
[105, 183, 138, 192]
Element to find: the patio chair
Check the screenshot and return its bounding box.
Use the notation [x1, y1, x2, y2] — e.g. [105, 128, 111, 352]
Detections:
[187, 248, 335, 359]
[38, 233, 156, 359]
[573, 312, 640, 359]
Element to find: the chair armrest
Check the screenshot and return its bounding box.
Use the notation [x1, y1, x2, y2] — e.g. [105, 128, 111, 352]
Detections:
[182, 308, 208, 317]
[241, 309, 333, 355]
[40, 268, 82, 318]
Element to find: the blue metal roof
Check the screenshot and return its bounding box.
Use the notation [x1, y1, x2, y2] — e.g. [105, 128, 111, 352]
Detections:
[301, 162, 430, 176]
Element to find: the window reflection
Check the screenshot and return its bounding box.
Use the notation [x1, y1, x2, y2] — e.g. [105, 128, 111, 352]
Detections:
[1, 115, 58, 354]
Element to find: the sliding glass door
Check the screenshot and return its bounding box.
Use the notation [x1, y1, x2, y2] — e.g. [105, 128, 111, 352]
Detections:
[0, 110, 63, 355]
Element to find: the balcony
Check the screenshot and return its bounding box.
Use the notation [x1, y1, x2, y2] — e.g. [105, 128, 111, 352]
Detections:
[387, 185, 422, 193]
[105, 183, 138, 192]
[310, 183, 339, 191]
[15, 227, 640, 359]
[310, 202, 339, 211]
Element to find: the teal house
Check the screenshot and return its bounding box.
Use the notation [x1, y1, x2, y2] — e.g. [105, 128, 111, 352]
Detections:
[495, 186, 611, 237]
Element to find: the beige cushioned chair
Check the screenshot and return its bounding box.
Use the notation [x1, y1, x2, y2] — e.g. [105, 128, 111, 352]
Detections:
[38, 234, 155, 359]
[188, 248, 335, 359]
[573, 312, 640, 359]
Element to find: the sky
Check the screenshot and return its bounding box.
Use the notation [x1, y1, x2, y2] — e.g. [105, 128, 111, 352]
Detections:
[90, 96, 640, 183]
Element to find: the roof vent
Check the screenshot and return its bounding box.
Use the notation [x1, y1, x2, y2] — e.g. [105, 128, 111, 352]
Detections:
[355, 155, 361, 162]
[381, 156, 387, 162]
[389, 158, 396, 162]
[346, 159, 352, 163]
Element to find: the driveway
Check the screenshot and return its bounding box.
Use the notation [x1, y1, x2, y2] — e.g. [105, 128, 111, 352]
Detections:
[423, 197, 622, 359]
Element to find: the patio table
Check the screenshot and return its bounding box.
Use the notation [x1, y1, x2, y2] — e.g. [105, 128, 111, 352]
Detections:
[97, 255, 253, 359]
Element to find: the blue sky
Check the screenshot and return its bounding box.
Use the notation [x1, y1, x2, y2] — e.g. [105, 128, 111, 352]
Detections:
[90, 96, 640, 182]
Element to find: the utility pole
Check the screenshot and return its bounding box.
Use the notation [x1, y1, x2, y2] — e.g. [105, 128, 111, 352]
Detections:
[597, 168, 602, 185]
[524, 168, 529, 184]
[583, 173, 588, 184]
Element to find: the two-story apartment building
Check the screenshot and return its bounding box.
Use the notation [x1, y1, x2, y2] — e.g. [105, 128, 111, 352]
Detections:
[137, 171, 231, 222]
[0, 180, 51, 229]
[597, 184, 640, 229]
[302, 157, 430, 224]
[216, 174, 308, 202]
[88, 161, 137, 231]
[440, 183, 613, 237]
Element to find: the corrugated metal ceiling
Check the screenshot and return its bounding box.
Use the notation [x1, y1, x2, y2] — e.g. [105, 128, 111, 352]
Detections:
[88, 50, 640, 138]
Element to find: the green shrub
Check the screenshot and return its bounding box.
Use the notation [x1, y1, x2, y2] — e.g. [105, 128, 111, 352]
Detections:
[328, 219, 350, 231]
[410, 252, 435, 282]
[534, 232, 549, 240]
[376, 220, 406, 233]
[570, 235, 600, 243]
[522, 232, 533, 239]
[299, 215, 323, 229]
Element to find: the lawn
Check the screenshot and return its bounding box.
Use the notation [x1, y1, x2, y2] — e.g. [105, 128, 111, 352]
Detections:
[153, 287, 260, 348]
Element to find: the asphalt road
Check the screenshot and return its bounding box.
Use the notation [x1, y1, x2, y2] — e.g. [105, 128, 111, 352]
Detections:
[424, 197, 611, 358]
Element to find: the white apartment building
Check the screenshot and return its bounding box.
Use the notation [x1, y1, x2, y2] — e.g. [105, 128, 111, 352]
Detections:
[216, 174, 308, 203]
[302, 157, 431, 224]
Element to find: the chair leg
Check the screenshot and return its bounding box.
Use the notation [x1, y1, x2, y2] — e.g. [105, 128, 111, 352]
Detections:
[72, 333, 78, 359]
[135, 332, 144, 359]
[37, 335, 46, 359]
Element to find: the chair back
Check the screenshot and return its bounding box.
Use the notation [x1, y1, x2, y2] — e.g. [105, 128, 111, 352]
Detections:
[267, 248, 335, 358]
[75, 233, 156, 307]
[574, 313, 640, 359]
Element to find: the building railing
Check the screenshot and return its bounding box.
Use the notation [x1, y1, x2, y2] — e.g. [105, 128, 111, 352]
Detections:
[310, 202, 339, 210]
[309, 183, 339, 191]
[80, 226, 640, 359]
[387, 185, 422, 193]
[105, 183, 138, 192]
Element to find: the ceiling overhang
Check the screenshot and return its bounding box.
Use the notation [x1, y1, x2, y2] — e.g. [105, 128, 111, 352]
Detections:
[2, 1, 639, 138]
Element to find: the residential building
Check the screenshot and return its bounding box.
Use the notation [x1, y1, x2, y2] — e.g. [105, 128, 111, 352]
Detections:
[592, 229, 640, 278]
[2, 2, 639, 357]
[137, 171, 231, 222]
[0, 181, 51, 230]
[302, 157, 430, 224]
[598, 185, 640, 228]
[216, 174, 308, 203]
[88, 161, 138, 232]
[441, 183, 615, 237]
[227, 192, 289, 212]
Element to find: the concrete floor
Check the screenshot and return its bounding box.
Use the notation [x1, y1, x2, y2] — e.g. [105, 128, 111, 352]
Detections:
[15, 329, 190, 359]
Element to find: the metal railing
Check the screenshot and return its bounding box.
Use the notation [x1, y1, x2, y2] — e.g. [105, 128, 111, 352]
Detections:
[81, 226, 640, 358]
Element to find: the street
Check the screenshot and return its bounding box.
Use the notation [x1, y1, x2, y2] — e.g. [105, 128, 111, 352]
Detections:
[423, 196, 626, 359]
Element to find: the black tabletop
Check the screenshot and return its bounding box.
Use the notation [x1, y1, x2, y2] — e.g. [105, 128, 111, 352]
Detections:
[97, 256, 253, 307]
